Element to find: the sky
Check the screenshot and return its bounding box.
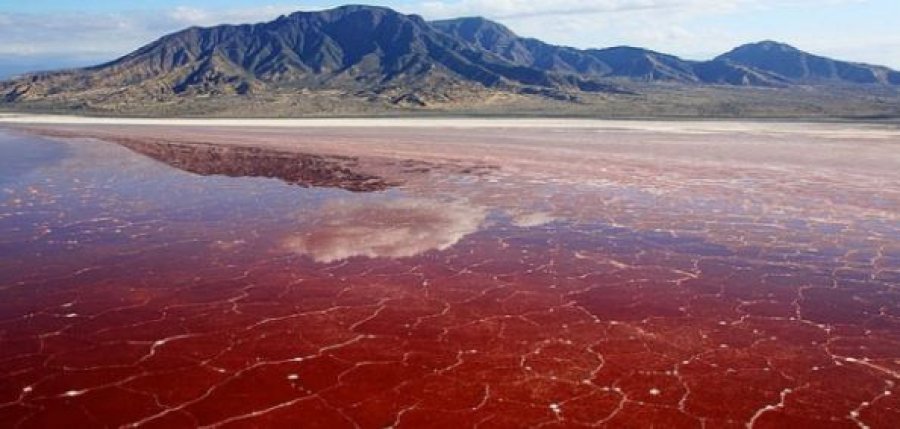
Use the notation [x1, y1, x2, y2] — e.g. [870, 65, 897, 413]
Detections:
[1, 0, 898, 77]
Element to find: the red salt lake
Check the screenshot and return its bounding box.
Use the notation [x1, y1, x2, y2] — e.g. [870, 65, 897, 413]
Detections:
[0, 123, 898, 428]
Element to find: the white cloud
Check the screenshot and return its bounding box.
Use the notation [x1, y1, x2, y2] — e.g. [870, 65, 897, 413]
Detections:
[170, 6, 214, 24]
[510, 211, 557, 227]
[412, 0, 868, 19]
[283, 198, 486, 263]
[406, 0, 899, 67]
[0, 5, 308, 57]
[166, 5, 311, 26]
[414, 0, 745, 19]
[0, 0, 897, 72]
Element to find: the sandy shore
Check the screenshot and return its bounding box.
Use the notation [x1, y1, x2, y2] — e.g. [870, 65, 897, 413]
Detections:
[2, 113, 899, 138]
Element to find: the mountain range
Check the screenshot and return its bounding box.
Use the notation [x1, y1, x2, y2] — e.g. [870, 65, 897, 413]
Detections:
[2, 4, 899, 117]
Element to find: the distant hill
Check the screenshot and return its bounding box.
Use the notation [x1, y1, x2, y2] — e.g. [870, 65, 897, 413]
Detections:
[2, 5, 898, 117]
[433, 18, 801, 86]
[715, 41, 900, 85]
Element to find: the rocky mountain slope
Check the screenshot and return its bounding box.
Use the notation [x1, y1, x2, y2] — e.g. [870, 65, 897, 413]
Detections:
[1, 5, 898, 116]
[715, 41, 900, 85]
[430, 18, 878, 87]
[0, 6, 614, 107]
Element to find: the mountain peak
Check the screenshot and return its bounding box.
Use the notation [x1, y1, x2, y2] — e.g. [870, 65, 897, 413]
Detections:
[2, 4, 618, 106]
[432, 16, 518, 34]
[731, 40, 801, 54]
[293, 4, 395, 15]
[1, 4, 898, 113]
[279, 4, 425, 26]
[430, 16, 520, 45]
[716, 40, 896, 84]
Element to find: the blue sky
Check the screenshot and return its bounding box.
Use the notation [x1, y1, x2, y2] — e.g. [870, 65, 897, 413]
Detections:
[1, 0, 898, 77]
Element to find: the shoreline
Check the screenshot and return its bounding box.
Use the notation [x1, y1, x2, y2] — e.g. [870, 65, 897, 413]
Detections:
[7, 116, 899, 189]
[2, 113, 900, 139]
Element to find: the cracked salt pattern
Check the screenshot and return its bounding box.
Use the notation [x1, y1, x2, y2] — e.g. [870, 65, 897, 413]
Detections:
[0, 126, 899, 428]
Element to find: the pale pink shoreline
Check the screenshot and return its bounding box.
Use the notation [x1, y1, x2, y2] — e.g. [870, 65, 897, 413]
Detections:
[1, 113, 899, 139]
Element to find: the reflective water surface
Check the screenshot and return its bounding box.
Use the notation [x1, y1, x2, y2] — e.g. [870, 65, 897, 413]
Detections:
[0, 127, 898, 428]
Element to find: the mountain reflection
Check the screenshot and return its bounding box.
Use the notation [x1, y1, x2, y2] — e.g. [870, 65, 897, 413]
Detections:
[115, 138, 396, 192]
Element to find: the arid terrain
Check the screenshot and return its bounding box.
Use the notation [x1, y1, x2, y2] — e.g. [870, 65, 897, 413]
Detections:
[0, 117, 898, 427]
[3, 6, 900, 119]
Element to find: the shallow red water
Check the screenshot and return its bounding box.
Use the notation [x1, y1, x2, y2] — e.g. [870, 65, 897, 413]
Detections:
[0, 129, 898, 428]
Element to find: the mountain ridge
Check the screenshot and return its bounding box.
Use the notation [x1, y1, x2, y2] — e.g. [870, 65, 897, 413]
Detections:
[431, 17, 894, 87]
[2, 4, 898, 116]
